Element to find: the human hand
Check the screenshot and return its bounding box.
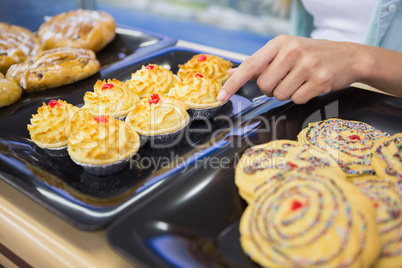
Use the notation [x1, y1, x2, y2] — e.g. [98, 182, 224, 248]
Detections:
[217, 35, 366, 104]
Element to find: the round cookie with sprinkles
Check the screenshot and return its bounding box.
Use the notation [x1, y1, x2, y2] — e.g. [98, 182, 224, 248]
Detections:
[353, 177, 402, 268]
[371, 133, 402, 181]
[235, 140, 345, 203]
[239, 171, 381, 268]
[297, 118, 391, 177]
[235, 140, 301, 203]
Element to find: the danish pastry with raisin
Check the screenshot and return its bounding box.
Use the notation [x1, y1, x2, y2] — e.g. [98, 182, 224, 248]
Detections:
[0, 73, 22, 107]
[0, 23, 42, 74]
[6, 47, 100, 92]
[38, 9, 116, 52]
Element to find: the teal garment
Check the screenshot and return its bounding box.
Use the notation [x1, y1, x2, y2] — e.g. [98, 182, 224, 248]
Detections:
[290, 0, 402, 52]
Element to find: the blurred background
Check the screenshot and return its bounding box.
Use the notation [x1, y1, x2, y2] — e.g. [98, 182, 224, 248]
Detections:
[0, 0, 290, 55]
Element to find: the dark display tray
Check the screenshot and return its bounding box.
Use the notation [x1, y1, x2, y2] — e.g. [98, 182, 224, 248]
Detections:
[0, 46, 268, 230]
[107, 88, 402, 267]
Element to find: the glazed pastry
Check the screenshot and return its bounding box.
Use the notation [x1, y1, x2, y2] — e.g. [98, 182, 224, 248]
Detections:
[0, 73, 22, 107]
[82, 79, 140, 118]
[6, 47, 100, 92]
[169, 73, 224, 109]
[298, 118, 390, 177]
[125, 94, 189, 136]
[0, 22, 42, 74]
[239, 171, 381, 268]
[353, 177, 402, 267]
[68, 115, 140, 165]
[125, 64, 178, 98]
[38, 9, 116, 52]
[235, 140, 345, 203]
[27, 99, 77, 148]
[177, 54, 233, 84]
[371, 133, 402, 180]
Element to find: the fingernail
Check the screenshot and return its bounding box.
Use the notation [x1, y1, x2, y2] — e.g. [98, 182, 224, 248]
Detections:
[217, 90, 227, 102]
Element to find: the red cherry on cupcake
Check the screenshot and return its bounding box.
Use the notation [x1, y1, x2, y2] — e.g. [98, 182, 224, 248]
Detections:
[102, 83, 114, 90]
[149, 94, 161, 105]
[146, 65, 155, 70]
[94, 115, 108, 123]
[197, 55, 207, 61]
[48, 100, 61, 108]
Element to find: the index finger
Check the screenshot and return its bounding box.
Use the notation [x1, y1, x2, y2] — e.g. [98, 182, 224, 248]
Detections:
[217, 40, 280, 102]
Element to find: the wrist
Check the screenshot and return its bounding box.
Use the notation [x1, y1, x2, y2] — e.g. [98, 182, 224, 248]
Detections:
[347, 42, 378, 83]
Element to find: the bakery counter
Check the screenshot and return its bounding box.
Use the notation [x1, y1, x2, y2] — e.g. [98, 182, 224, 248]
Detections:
[0, 41, 248, 268]
[1, 36, 400, 268]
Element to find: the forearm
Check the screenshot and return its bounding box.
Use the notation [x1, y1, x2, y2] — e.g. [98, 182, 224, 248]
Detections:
[353, 43, 402, 97]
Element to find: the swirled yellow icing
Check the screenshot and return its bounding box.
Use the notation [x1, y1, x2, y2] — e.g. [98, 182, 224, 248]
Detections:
[82, 79, 140, 118]
[125, 94, 189, 136]
[177, 54, 233, 84]
[27, 100, 76, 148]
[67, 115, 140, 165]
[125, 64, 178, 98]
[169, 74, 224, 109]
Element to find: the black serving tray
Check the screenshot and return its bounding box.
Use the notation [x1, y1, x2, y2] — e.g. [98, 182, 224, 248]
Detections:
[0, 46, 272, 230]
[107, 88, 402, 267]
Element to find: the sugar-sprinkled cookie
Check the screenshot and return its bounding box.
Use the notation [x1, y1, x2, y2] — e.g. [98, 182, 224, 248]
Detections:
[239, 171, 380, 268]
[354, 177, 402, 267]
[298, 119, 391, 177]
[371, 133, 402, 181]
[235, 140, 345, 203]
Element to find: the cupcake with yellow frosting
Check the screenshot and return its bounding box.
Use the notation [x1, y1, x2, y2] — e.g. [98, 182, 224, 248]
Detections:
[169, 73, 226, 118]
[67, 115, 140, 175]
[27, 99, 76, 155]
[125, 64, 178, 98]
[82, 78, 139, 119]
[177, 54, 233, 84]
[125, 93, 189, 146]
